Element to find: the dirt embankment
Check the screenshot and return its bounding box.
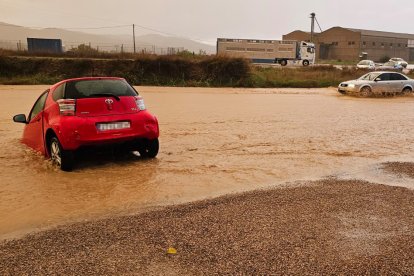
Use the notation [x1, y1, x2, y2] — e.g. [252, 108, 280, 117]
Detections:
[3, 54, 412, 88]
[1, 179, 414, 275]
[0, 55, 250, 86]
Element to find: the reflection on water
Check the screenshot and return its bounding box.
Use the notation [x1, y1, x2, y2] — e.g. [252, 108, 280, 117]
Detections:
[1, 86, 414, 239]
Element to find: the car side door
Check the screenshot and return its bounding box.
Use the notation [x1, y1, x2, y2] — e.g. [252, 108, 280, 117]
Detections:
[372, 73, 391, 94]
[22, 90, 49, 154]
[390, 73, 407, 93]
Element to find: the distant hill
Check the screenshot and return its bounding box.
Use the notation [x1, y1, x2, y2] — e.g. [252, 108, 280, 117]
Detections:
[0, 22, 216, 54]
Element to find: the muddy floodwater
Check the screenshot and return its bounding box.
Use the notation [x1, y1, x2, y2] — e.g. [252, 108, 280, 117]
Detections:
[1, 85, 414, 240]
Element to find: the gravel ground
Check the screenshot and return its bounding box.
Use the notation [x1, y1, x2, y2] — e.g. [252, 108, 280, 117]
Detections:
[1, 179, 414, 275]
[382, 162, 414, 178]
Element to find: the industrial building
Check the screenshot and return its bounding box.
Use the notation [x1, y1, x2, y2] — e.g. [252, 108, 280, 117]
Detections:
[283, 27, 414, 62]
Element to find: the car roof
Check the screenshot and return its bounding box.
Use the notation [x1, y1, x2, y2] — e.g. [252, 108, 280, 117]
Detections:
[50, 77, 126, 91]
[363, 71, 407, 76]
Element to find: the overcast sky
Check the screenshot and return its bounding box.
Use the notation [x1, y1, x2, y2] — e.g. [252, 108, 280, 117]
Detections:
[1, 0, 413, 44]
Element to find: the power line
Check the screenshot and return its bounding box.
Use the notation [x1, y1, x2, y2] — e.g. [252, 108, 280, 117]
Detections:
[0, 22, 212, 45]
[0, 22, 131, 30]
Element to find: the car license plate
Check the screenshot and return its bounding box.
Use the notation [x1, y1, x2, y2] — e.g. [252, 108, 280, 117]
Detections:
[96, 121, 130, 131]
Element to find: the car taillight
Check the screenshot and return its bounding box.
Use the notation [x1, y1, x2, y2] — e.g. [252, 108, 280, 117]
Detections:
[57, 99, 76, 116]
[135, 96, 146, 111]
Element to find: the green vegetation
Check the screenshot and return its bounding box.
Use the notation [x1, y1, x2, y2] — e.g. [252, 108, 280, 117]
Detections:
[0, 53, 412, 87]
[249, 66, 375, 88]
[0, 55, 250, 86]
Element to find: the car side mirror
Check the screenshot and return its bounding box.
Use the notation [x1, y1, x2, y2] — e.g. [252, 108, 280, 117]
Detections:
[374, 78, 381, 82]
[13, 114, 27, 124]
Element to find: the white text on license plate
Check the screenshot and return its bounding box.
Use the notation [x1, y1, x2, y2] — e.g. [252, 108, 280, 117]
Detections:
[96, 121, 130, 131]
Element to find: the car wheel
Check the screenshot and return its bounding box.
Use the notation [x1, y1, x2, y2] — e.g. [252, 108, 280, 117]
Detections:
[402, 87, 412, 95]
[302, 60, 310, 66]
[50, 136, 74, 171]
[280, 60, 288, 66]
[139, 138, 159, 158]
[359, 86, 372, 97]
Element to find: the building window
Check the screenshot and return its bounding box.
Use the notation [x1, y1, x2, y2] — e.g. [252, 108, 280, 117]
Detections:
[246, 48, 266, 52]
[398, 43, 401, 47]
[372, 42, 376, 46]
[226, 47, 245, 51]
[331, 42, 338, 46]
[362, 41, 366, 46]
[381, 43, 385, 47]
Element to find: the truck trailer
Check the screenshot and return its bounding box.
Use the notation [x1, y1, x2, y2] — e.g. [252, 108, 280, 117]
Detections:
[217, 38, 315, 66]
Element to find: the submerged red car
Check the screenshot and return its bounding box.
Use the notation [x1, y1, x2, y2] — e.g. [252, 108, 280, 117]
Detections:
[13, 77, 159, 171]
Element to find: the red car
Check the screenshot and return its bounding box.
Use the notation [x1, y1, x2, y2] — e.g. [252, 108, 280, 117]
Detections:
[13, 77, 159, 171]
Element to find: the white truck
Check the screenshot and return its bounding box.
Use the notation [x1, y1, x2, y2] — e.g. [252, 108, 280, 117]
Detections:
[216, 38, 316, 66]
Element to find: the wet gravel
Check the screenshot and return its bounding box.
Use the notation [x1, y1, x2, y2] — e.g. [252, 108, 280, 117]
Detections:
[1, 179, 414, 275]
[382, 162, 414, 178]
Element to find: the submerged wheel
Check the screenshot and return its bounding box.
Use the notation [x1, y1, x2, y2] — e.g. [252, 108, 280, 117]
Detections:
[359, 86, 372, 97]
[50, 136, 74, 171]
[402, 87, 412, 95]
[302, 60, 310, 66]
[280, 60, 288, 66]
[139, 138, 159, 158]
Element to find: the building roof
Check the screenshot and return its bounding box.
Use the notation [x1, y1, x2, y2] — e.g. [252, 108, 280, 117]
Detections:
[284, 30, 320, 35]
[346, 28, 414, 40]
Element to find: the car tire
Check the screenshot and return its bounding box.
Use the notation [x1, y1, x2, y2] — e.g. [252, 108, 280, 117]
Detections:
[359, 86, 372, 97]
[50, 136, 74, 171]
[280, 60, 288, 66]
[402, 87, 412, 95]
[302, 60, 310, 66]
[139, 138, 159, 158]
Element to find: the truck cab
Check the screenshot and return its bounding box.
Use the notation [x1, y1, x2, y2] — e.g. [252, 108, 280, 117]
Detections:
[299, 41, 316, 66]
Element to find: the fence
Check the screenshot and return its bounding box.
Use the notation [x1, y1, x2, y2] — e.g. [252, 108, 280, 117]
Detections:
[0, 39, 185, 55]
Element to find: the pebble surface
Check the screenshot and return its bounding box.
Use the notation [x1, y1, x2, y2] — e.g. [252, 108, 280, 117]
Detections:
[1, 178, 414, 275]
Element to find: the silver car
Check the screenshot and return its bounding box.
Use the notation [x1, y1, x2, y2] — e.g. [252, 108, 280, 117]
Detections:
[338, 71, 414, 97]
[389, 57, 408, 68]
[356, 60, 375, 70]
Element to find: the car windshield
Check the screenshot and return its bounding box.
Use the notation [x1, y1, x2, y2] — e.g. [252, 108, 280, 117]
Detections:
[64, 79, 138, 99]
[358, 72, 381, 81]
[358, 60, 370, 65]
[383, 61, 395, 66]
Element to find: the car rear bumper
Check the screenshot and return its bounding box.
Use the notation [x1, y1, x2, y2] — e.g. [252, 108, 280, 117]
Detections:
[54, 111, 159, 150]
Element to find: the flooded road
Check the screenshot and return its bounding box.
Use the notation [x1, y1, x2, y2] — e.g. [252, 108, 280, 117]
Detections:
[1, 85, 414, 240]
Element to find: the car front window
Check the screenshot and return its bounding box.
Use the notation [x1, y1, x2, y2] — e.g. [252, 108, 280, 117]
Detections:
[359, 72, 380, 81]
[28, 90, 49, 122]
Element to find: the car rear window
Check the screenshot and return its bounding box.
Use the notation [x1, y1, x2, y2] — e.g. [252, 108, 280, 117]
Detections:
[64, 79, 138, 99]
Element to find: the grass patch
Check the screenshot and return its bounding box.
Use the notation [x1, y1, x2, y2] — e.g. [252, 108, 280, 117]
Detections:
[1, 55, 413, 87]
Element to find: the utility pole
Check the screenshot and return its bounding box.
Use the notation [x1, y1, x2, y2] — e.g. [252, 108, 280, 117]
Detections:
[310, 12, 315, 43]
[133, 24, 136, 54]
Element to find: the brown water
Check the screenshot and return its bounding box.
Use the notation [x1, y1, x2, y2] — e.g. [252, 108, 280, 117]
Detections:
[1, 85, 414, 240]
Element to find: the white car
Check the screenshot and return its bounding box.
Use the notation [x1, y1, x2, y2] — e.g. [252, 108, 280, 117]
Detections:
[389, 58, 408, 68]
[338, 71, 414, 97]
[357, 60, 375, 70]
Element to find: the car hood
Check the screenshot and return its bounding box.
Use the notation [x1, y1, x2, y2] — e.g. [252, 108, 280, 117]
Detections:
[340, 79, 370, 85]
